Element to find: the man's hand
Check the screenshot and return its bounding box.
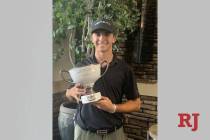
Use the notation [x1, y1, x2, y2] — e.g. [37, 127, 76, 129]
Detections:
[93, 96, 116, 113]
[66, 83, 86, 103]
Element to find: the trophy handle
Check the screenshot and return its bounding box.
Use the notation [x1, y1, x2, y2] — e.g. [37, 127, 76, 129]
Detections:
[59, 70, 74, 83]
[100, 60, 109, 78]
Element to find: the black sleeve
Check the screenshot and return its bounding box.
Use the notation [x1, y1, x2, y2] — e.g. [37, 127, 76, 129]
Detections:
[123, 68, 140, 100]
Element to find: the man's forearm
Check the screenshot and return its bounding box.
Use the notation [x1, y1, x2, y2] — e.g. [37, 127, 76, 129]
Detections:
[66, 94, 78, 103]
[115, 98, 141, 113]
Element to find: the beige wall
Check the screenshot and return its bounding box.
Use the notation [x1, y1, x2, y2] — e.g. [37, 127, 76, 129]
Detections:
[137, 83, 157, 97]
[53, 40, 74, 82]
[53, 42, 74, 93]
[53, 50, 72, 81]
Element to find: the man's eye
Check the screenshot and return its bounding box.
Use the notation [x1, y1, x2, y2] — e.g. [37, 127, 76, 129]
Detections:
[95, 32, 110, 36]
[96, 33, 101, 36]
[104, 32, 109, 36]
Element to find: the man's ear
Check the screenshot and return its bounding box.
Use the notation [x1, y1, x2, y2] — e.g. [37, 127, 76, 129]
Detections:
[112, 36, 116, 44]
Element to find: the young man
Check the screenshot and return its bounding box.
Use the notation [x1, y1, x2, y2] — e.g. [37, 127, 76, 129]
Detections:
[66, 19, 141, 140]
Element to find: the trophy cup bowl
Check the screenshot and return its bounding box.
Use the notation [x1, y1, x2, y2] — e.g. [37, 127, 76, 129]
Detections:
[69, 64, 100, 86]
[60, 62, 108, 104]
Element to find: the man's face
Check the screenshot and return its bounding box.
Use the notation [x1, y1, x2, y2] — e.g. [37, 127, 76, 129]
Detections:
[91, 30, 116, 53]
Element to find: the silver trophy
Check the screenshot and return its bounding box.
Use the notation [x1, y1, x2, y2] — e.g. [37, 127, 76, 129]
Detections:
[60, 62, 108, 104]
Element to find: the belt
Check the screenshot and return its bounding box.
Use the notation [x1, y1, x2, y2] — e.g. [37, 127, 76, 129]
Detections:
[81, 125, 122, 135]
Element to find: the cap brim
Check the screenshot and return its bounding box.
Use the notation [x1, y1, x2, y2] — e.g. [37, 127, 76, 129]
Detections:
[91, 22, 114, 33]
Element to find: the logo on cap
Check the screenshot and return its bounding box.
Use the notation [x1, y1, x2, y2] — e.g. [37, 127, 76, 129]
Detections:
[94, 20, 111, 26]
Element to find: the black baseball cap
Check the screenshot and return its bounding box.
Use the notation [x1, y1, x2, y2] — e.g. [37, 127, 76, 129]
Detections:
[91, 19, 114, 33]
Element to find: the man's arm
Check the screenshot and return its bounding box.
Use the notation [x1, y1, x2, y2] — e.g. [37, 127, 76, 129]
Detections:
[93, 96, 141, 113]
[115, 97, 141, 113]
[66, 83, 86, 103]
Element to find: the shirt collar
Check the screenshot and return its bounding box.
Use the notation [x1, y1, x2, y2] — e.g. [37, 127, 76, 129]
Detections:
[91, 54, 118, 67]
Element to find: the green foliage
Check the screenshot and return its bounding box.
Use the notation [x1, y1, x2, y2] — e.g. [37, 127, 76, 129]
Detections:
[53, 0, 140, 63]
[53, 0, 85, 42]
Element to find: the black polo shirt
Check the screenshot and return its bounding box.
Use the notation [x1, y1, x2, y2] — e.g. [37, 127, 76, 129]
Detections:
[75, 55, 140, 130]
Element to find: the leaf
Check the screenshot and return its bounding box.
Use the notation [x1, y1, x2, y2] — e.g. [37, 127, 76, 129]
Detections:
[56, 12, 61, 18]
[67, 25, 75, 30]
[107, 4, 111, 7]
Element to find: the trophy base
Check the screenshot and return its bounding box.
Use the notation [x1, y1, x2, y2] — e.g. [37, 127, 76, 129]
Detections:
[81, 92, 101, 104]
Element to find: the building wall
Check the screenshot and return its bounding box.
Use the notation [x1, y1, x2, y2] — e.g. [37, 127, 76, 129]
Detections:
[118, 0, 157, 83]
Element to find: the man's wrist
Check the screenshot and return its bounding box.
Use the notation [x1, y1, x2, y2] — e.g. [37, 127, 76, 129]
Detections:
[110, 104, 117, 113]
